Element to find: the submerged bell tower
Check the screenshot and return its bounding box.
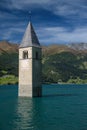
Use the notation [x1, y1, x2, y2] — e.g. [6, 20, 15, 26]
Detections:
[19, 22, 42, 97]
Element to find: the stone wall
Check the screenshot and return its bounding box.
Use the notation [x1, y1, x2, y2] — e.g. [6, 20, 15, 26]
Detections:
[19, 46, 42, 97]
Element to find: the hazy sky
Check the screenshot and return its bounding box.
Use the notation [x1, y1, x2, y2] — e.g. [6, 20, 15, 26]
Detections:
[0, 0, 87, 45]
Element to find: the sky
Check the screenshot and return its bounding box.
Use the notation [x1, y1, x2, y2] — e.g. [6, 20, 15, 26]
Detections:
[0, 0, 87, 45]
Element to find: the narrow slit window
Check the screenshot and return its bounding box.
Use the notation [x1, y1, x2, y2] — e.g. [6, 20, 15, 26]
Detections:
[36, 52, 38, 59]
[23, 51, 28, 59]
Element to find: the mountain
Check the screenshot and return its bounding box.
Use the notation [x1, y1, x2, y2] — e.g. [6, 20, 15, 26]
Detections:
[0, 40, 18, 54]
[0, 41, 87, 55]
[0, 40, 87, 84]
[67, 43, 87, 51]
[42, 44, 77, 56]
[42, 44, 87, 84]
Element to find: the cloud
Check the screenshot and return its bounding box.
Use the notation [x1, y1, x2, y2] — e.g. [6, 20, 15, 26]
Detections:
[0, 0, 87, 18]
[44, 0, 87, 21]
[0, 0, 12, 9]
[1, 22, 87, 44]
[1, 21, 87, 44]
[37, 26, 87, 44]
[1, 0, 87, 22]
[0, 0, 87, 44]
[54, 4, 79, 16]
[0, 11, 17, 20]
[9, 0, 51, 10]
[0, 25, 25, 43]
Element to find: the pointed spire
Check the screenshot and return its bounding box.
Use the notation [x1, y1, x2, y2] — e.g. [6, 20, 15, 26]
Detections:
[20, 22, 40, 48]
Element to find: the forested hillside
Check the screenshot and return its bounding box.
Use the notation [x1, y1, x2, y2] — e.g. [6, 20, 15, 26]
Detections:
[0, 41, 87, 84]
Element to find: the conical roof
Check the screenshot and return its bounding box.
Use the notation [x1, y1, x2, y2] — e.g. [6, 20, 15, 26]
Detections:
[19, 22, 40, 48]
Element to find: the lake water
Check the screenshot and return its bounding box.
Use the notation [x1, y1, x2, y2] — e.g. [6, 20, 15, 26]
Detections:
[0, 84, 87, 130]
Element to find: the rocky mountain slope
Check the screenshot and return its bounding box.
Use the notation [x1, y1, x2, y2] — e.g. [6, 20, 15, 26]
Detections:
[0, 40, 18, 54]
[67, 43, 87, 51]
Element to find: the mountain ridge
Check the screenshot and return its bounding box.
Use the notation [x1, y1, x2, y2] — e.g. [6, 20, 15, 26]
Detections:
[0, 40, 87, 55]
[0, 40, 18, 54]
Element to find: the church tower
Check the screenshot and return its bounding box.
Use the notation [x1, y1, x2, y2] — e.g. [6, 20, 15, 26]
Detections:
[19, 22, 42, 97]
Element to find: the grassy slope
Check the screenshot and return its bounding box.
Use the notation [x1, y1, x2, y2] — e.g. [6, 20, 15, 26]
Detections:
[0, 41, 18, 84]
[0, 53, 18, 85]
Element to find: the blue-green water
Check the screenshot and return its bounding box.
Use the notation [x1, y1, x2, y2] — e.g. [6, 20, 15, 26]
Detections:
[0, 84, 87, 130]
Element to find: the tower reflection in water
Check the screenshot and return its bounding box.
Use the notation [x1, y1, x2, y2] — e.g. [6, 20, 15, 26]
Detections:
[14, 97, 44, 130]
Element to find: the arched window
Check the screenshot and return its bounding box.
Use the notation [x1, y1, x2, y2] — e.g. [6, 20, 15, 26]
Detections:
[23, 51, 28, 59]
